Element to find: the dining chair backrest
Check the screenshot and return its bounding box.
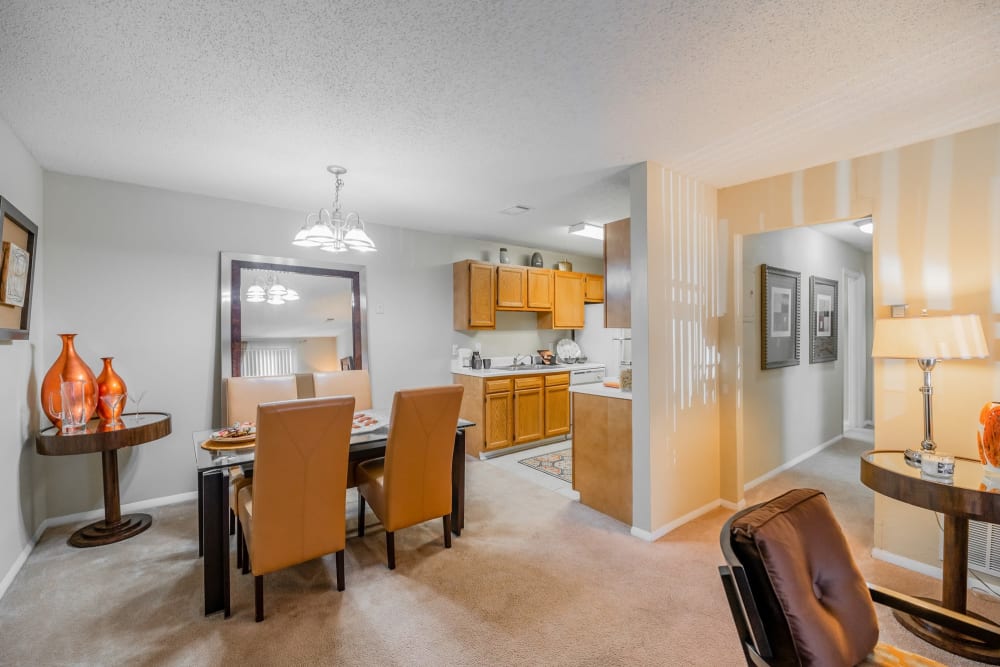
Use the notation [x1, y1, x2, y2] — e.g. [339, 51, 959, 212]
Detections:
[381, 385, 463, 531]
[250, 395, 355, 575]
[225, 375, 298, 424]
[313, 370, 372, 411]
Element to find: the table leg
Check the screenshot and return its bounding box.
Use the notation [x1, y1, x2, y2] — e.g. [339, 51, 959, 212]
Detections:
[451, 430, 466, 536]
[893, 515, 1000, 663]
[68, 450, 151, 548]
[201, 468, 230, 617]
[197, 470, 204, 558]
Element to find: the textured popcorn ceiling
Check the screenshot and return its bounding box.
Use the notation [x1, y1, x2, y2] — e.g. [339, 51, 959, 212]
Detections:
[0, 1, 998, 256]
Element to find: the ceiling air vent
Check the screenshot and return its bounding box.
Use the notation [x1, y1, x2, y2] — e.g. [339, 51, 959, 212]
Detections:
[500, 205, 532, 215]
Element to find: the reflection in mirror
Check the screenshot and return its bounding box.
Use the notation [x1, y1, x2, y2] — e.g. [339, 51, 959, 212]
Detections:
[220, 253, 368, 380]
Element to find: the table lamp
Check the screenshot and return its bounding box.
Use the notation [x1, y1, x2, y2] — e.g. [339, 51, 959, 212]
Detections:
[871, 313, 989, 465]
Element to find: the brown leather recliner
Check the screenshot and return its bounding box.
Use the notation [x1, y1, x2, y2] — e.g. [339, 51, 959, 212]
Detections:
[236, 395, 355, 621]
[223, 375, 298, 551]
[355, 385, 463, 569]
[313, 370, 372, 410]
[719, 488, 1000, 666]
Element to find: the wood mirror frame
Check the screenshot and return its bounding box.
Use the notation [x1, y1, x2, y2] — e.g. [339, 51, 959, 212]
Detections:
[219, 252, 369, 381]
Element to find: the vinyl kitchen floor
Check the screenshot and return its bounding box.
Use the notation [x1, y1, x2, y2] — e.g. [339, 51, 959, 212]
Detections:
[482, 440, 580, 501]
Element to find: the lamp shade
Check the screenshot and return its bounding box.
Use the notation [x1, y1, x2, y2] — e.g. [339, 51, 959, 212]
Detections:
[871, 314, 989, 360]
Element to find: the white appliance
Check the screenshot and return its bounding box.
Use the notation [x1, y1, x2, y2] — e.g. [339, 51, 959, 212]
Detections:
[570, 366, 606, 385]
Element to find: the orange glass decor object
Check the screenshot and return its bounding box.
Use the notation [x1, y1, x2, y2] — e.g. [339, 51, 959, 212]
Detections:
[977, 402, 1000, 467]
[96, 357, 128, 421]
[41, 333, 99, 427]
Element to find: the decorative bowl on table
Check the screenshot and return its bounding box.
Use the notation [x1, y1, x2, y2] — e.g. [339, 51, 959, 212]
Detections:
[211, 422, 256, 443]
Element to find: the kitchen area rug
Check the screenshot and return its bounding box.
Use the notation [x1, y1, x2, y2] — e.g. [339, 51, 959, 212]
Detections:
[518, 448, 572, 484]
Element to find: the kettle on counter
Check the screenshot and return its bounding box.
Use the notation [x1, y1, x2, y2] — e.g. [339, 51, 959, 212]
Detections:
[471, 351, 483, 369]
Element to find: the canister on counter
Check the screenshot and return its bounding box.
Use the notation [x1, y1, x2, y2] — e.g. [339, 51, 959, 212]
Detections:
[619, 363, 632, 392]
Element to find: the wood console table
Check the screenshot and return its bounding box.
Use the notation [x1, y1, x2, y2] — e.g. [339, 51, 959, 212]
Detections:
[861, 449, 1000, 663]
[37, 413, 171, 547]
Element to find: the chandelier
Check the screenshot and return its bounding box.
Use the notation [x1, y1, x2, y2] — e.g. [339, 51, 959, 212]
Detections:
[246, 273, 300, 305]
[293, 165, 376, 253]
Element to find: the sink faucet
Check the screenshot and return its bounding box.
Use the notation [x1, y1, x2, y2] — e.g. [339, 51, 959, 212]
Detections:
[513, 353, 532, 367]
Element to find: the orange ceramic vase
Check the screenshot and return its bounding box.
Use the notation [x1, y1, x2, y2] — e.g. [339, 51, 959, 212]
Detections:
[96, 357, 128, 421]
[41, 333, 99, 426]
[979, 402, 1000, 469]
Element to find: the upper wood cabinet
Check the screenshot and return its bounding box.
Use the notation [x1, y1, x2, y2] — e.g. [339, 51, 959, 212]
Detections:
[604, 217, 631, 327]
[453, 260, 496, 329]
[496, 265, 527, 309]
[584, 274, 604, 303]
[526, 268, 554, 310]
[538, 271, 585, 329]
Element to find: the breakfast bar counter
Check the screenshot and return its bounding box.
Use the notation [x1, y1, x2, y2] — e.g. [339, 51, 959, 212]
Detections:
[570, 388, 632, 525]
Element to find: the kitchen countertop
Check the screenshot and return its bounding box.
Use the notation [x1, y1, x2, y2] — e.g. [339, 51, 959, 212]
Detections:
[569, 382, 632, 400]
[451, 362, 606, 378]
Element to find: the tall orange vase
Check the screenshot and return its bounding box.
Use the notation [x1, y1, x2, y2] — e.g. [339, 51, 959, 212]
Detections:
[41, 333, 99, 426]
[96, 357, 128, 421]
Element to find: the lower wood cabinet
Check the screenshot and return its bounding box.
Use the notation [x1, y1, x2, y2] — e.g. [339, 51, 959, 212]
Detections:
[453, 371, 571, 456]
[513, 376, 544, 444]
[483, 379, 513, 449]
[572, 392, 632, 524]
[544, 373, 570, 437]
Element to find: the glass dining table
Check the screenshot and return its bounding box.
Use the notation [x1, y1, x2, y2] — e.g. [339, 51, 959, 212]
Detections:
[192, 417, 473, 617]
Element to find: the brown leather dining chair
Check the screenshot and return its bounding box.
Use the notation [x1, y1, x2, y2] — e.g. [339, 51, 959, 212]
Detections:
[313, 369, 372, 410]
[236, 395, 355, 621]
[355, 385, 464, 569]
[719, 488, 1000, 666]
[223, 375, 298, 554]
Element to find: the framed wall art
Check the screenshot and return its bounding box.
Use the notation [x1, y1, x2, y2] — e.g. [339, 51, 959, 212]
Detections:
[761, 264, 800, 369]
[809, 276, 838, 363]
[0, 197, 38, 341]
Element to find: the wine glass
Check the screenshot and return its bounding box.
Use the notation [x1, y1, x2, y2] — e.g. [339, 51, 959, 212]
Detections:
[127, 390, 147, 423]
[101, 393, 125, 428]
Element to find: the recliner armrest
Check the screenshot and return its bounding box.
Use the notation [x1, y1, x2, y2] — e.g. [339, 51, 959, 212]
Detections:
[868, 582, 1000, 643]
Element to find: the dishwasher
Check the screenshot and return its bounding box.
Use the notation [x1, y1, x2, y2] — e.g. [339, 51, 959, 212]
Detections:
[569, 366, 606, 429]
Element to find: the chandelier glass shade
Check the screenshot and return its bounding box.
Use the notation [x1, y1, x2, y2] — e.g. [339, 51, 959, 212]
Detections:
[293, 165, 377, 253]
[246, 274, 299, 306]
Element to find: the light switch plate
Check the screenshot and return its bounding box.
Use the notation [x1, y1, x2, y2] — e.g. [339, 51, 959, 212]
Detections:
[890, 304, 906, 318]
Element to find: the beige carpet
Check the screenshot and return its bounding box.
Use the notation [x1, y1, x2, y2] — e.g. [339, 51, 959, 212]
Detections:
[1, 437, 997, 665]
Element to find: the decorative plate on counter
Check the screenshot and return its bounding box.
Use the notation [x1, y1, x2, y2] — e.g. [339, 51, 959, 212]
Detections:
[556, 338, 581, 363]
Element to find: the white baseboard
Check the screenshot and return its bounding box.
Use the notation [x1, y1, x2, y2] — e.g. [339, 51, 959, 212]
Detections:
[44, 491, 198, 528]
[0, 490, 198, 601]
[0, 521, 48, 602]
[720, 498, 746, 511]
[744, 435, 843, 491]
[872, 548, 943, 580]
[631, 497, 725, 542]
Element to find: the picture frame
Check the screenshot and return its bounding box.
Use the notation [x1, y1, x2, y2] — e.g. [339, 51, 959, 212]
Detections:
[761, 264, 800, 369]
[0, 197, 38, 341]
[809, 276, 838, 364]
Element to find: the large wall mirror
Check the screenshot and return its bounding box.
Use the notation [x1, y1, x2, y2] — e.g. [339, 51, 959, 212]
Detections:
[220, 252, 369, 381]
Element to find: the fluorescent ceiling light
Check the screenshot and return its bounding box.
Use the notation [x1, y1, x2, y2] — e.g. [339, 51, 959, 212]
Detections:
[854, 217, 873, 234]
[568, 222, 604, 240]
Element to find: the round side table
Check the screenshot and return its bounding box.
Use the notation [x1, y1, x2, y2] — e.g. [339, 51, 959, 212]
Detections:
[36, 413, 171, 547]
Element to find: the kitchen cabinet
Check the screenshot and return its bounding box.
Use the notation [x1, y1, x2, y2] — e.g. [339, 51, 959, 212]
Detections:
[453, 260, 496, 329]
[604, 217, 630, 327]
[496, 266, 527, 309]
[584, 274, 604, 303]
[483, 378, 513, 449]
[453, 369, 581, 456]
[513, 376, 544, 444]
[543, 373, 570, 437]
[538, 271, 585, 329]
[526, 268, 554, 310]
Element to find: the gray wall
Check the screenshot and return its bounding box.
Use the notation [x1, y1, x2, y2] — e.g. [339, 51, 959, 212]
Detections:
[0, 116, 45, 593]
[39, 172, 601, 518]
[742, 226, 868, 484]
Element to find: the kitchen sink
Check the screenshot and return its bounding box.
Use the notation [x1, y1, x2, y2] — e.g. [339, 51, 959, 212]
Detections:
[489, 364, 560, 371]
